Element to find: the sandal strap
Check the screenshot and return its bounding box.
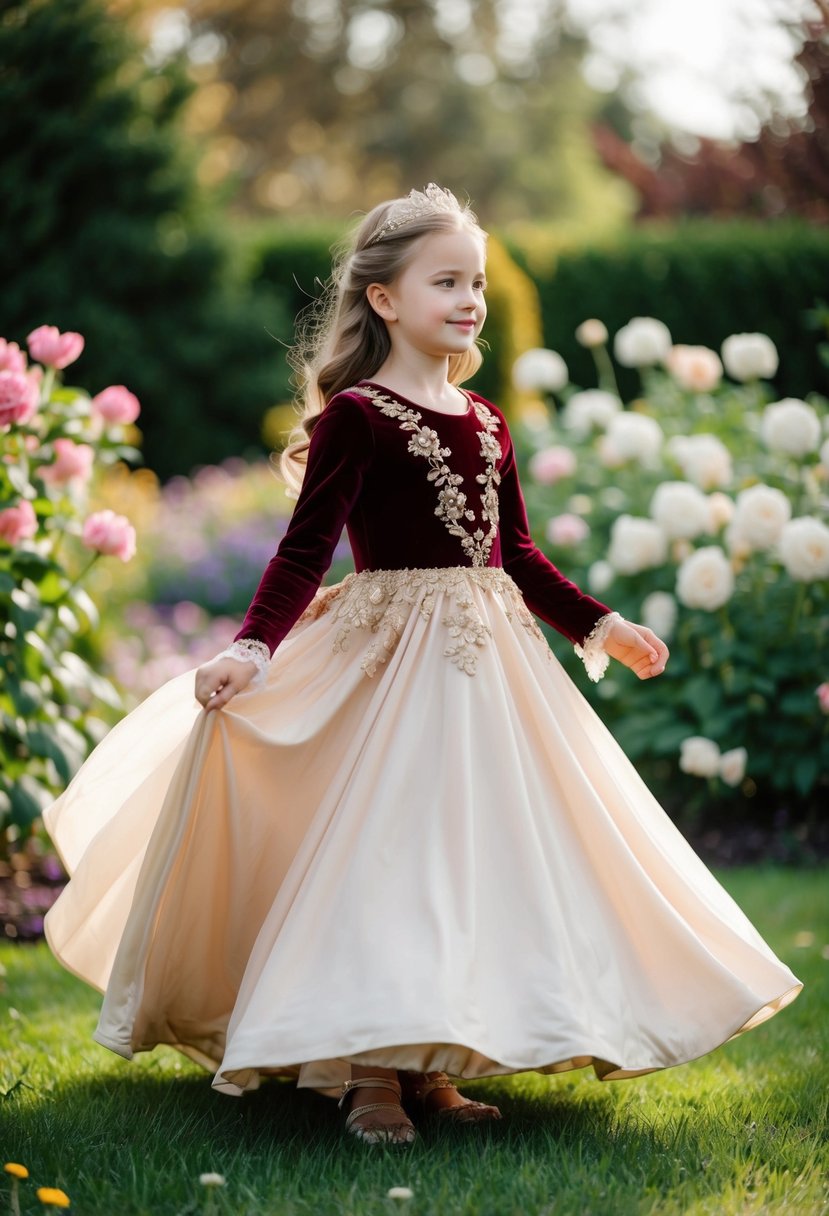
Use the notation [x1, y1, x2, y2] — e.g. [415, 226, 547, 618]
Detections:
[343, 1099, 408, 1133]
[338, 1076, 402, 1110]
[409, 1076, 457, 1100]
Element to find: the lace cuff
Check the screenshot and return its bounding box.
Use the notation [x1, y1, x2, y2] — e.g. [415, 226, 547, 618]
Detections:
[573, 611, 622, 683]
[217, 638, 271, 689]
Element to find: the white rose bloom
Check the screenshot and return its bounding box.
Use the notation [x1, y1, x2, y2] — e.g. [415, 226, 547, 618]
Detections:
[778, 516, 829, 581]
[724, 520, 752, 559]
[604, 412, 664, 464]
[719, 747, 748, 787]
[614, 317, 673, 367]
[676, 546, 735, 611]
[732, 484, 792, 550]
[650, 481, 712, 540]
[607, 515, 668, 574]
[667, 432, 732, 489]
[708, 492, 735, 531]
[641, 591, 678, 639]
[588, 559, 615, 593]
[665, 345, 723, 393]
[575, 318, 608, 347]
[820, 437, 829, 470]
[679, 736, 721, 778]
[512, 348, 569, 393]
[721, 332, 779, 381]
[760, 398, 821, 457]
[560, 389, 622, 437]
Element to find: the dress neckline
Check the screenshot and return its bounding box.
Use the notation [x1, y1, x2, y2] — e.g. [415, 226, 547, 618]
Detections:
[357, 381, 473, 419]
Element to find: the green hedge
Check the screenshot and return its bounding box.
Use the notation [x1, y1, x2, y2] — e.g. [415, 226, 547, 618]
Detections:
[507, 221, 829, 400]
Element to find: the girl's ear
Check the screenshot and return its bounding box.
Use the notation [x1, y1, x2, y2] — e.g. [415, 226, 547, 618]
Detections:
[366, 283, 397, 322]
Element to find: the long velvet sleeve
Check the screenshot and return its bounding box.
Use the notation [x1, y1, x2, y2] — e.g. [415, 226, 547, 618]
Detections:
[497, 423, 612, 645]
[233, 396, 374, 657]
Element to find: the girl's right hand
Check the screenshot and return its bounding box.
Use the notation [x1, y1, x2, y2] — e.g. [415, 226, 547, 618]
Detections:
[194, 656, 257, 712]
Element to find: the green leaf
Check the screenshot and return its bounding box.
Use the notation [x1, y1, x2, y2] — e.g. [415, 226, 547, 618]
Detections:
[35, 570, 68, 604]
[26, 727, 72, 783]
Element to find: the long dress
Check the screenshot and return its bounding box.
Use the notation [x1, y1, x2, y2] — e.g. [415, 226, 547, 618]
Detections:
[43, 382, 802, 1099]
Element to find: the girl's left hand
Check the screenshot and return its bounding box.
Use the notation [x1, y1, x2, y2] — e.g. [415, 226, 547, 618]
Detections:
[603, 618, 669, 680]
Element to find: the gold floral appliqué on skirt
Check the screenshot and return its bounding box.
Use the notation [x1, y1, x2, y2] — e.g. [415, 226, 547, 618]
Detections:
[298, 566, 547, 677]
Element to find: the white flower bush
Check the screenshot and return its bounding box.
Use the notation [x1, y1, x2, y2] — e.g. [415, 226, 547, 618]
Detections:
[778, 516, 829, 580]
[613, 317, 672, 367]
[650, 481, 712, 540]
[761, 398, 821, 456]
[599, 412, 663, 466]
[560, 389, 621, 438]
[512, 347, 569, 393]
[728, 484, 791, 552]
[721, 332, 779, 381]
[676, 546, 735, 611]
[667, 433, 732, 489]
[519, 317, 828, 820]
[607, 515, 668, 574]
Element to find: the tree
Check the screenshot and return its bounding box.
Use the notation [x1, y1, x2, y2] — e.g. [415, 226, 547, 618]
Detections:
[0, 0, 289, 479]
[122, 0, 632, 228]
[592, 13, 829, 223]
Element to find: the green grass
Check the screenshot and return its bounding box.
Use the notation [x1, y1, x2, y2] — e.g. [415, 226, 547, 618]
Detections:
[1, 867, 827, 1216]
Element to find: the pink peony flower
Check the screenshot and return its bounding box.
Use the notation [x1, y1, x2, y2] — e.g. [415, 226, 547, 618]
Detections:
[528, 445, 576, 485]
[817, 683, 829, 715]
[41, 438, 95, 486]
[0, 499, 37, 545]
[545, 512, 590, 547]
[0, 370, 39, 427]
[27, 325, 85, 370]
[0, 339, 27, 374]
[82, 509, 136, 562]
[91, 384, 141, 425]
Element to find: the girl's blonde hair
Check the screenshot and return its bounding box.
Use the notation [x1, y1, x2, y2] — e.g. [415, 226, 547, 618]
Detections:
[280, 184, 487, 493]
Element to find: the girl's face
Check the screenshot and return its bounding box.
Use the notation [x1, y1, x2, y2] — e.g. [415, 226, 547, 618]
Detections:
[370, 228, 488, 360]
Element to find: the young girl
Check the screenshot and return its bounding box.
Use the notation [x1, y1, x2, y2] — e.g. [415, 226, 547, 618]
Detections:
[44, 184, 801, 1148]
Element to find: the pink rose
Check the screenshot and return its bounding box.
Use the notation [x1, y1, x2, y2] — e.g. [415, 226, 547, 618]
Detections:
[665, 345, 723, 393]
[545, 512, 590, 547]
[27, 325, 85, 370]
[91, 385, 141, 425]
[0, 370, 39, 427]
[817, 683, 829, 715]
[0, 339, 27, 374]
[528, 445, 577, 485]
[0, 500, 37, 545]
[82, 509, 136, 562]
[41, 438, 95, 486]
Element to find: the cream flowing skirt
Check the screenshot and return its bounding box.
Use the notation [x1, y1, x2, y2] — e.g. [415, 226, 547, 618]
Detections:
[44, 567, 801, 1099]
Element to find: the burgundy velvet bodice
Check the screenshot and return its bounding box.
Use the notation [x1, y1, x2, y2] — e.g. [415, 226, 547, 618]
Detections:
[234, 382, 611, 656]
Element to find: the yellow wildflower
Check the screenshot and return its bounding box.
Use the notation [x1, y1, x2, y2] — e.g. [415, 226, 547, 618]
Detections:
[36, 1188, 71, 1208]
[4, 1164, 29, 1179]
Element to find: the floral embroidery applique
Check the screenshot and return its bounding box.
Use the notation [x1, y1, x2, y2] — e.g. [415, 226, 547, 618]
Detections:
[348, 386, 502, 567]
[298, 567, 547, 677]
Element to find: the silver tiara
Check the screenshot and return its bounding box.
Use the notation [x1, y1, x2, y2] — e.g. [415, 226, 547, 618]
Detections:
[367, 183, 464, 245]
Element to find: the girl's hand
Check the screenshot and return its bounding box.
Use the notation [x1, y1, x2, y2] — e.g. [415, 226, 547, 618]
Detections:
[603, 618, 669, 680]
[194, 656, 257, 711]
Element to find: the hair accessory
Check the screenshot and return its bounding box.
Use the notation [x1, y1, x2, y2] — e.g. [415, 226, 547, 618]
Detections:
[367, 183, 466, 245]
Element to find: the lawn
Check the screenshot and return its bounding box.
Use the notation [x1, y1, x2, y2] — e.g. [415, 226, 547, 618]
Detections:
[1, 867, 827, 1216]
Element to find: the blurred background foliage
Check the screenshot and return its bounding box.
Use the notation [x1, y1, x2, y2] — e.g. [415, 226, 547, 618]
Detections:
[3, 0, 828, 479]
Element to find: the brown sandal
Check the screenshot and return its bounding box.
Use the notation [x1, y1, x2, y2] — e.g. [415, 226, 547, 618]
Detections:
[338, 1075, 417, 1145]
[401, 1072, 502, 1123]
